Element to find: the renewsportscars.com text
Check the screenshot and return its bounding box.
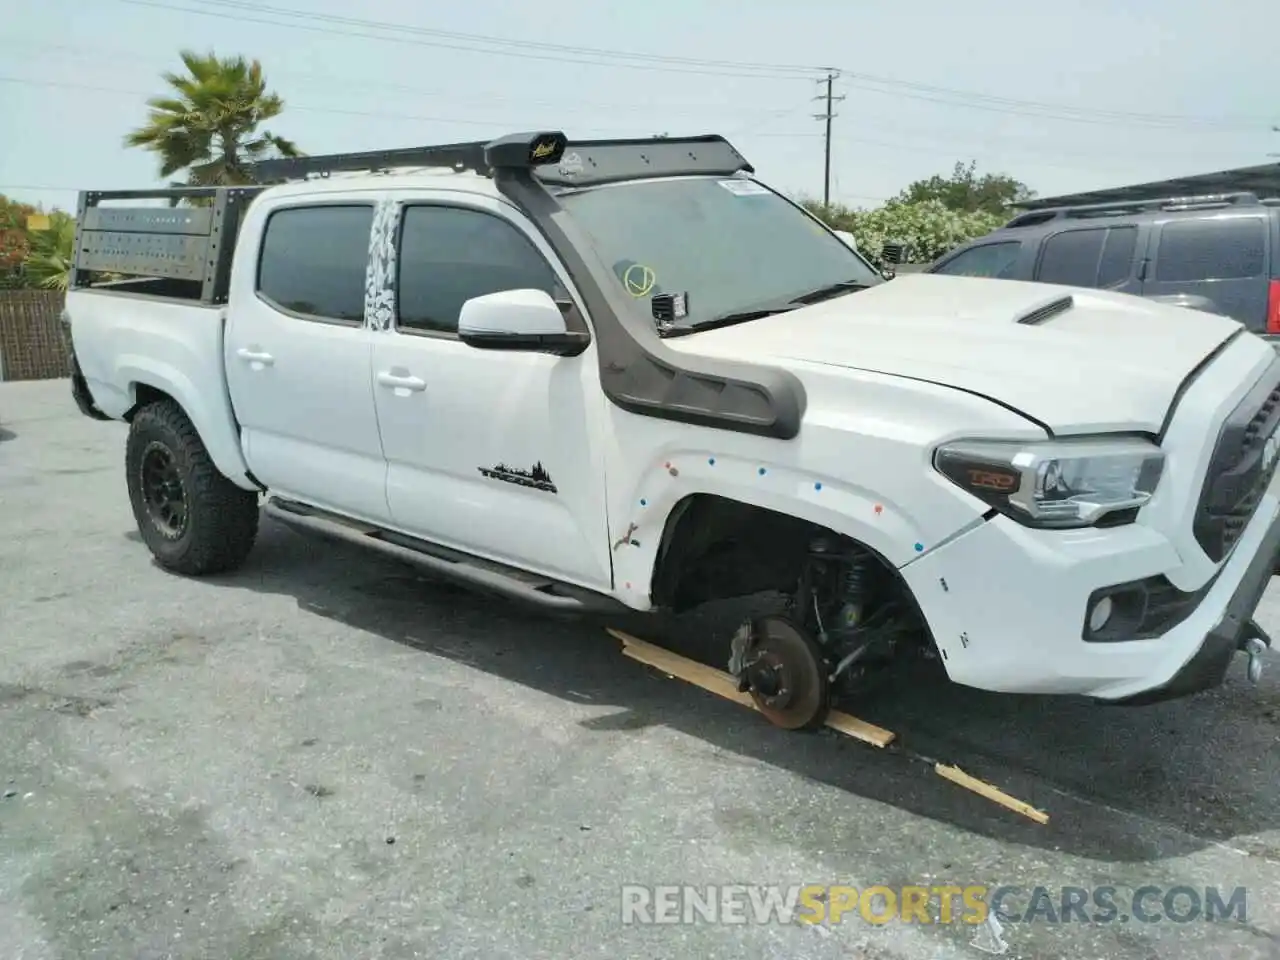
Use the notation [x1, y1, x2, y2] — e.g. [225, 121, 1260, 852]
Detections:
[619, 884, 1248, 926]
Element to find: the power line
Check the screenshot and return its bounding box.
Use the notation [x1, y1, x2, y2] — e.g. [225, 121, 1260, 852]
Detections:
[813, 70, 845, 206]
[11, 37, 1253, 164]
[0, 38, 808, 119]
[116, 0, 820, 82]
[0, 75, 790, 138]
[101, 0, 1277, 131]
[189, 0, 821, 76]
[0, 74, 1256, 174]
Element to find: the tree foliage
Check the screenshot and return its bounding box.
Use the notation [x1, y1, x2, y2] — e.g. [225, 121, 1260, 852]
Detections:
[24, 211, 77, 291]
[894, 160, 1034, 216]
[803, 198, 1007, 265]
[0, 195, 77, 290]
[124, 50, 303, 187]
[0, 195, 38, 276]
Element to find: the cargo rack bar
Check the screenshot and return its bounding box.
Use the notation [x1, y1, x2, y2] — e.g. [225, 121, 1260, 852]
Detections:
[70, 185, 264, 303]
[1004, 191, 1264, 227]
[246, 139, 495, 183]
[243, 132, 753, 189]
[71, 131, 754, 303]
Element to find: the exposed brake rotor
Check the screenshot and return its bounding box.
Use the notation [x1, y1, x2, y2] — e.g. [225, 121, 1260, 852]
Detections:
[740, 615, 830, 731]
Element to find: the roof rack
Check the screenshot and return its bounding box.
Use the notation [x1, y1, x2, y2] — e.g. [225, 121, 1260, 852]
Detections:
[1003, 191, 1263, 227]
[246, 138, 497, 183]
[243, 131, 753, 189]
[71, 131, 757, 305]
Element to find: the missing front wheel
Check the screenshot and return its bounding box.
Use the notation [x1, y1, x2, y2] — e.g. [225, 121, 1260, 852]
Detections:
[730, 615, 831, 730]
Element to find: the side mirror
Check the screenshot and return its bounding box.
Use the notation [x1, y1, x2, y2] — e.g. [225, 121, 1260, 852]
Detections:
[833, 229, 858, 251]
[457, 288, 589, 356]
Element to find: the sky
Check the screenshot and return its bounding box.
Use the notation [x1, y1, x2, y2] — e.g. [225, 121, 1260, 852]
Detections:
[1, 0, 1277, 215]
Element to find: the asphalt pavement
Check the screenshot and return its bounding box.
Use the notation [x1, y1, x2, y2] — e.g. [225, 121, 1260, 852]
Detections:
[3, 378, 1280, 959]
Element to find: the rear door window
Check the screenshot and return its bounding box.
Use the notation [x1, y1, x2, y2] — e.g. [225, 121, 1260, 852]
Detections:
[931, 241, 1022, 278]
[256, 204, 374, 323]
[1035, 228, 1107, 287]
[1095, 226, 1138, 288]
[1154, 217, 1266, 281]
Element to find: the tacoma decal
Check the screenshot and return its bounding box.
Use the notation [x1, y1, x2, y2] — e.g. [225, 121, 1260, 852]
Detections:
[478, 461, 557, 494]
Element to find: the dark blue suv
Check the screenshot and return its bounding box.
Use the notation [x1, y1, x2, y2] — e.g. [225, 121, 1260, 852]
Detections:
[926, 192, 1280, 336]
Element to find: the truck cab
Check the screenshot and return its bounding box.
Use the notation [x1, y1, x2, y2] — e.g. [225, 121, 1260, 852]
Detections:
[64, 132, 1280, 730]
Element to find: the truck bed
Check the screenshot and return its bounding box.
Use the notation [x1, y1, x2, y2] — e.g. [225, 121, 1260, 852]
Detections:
[65, 285, 255, 490]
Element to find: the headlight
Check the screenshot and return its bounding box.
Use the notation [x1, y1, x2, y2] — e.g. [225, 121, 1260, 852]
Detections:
[933, 436, 1165, 528]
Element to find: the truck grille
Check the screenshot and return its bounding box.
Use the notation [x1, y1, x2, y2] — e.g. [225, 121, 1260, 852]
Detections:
[1193, 362, 1280, 562]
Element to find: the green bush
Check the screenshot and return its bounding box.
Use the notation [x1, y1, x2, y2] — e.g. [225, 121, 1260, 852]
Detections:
[803, 198, 1008, 265]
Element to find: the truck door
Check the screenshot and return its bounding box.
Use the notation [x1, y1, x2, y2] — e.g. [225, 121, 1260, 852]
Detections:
[1141, 214, 1271, 328]
[223, 198, 391, 524]
[368, 194, 613, 591]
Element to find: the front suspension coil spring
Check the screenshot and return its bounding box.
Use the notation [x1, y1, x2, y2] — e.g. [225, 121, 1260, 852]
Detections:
[836, 550, 873, 631]
[843, 550, 872, 603]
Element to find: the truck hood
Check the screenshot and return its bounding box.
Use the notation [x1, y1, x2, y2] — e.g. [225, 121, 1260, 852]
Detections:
[664, 274, 1246, 434]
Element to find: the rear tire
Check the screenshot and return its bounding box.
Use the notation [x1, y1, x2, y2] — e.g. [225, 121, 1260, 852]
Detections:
[125, 399, 259, 575]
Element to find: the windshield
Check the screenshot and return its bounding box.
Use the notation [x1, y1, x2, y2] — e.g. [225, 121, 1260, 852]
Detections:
[554, 176, 883, 331]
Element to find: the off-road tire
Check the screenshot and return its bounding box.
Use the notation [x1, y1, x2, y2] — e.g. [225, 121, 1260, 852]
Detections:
[125, 399, 259, 575]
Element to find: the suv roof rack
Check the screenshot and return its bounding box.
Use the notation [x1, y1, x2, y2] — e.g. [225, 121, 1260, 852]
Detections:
[244, 131, 753, 188]
[1003, 191, 1263, 227]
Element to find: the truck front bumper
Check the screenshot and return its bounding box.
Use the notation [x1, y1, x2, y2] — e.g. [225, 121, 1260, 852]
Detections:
[898, 495, 1280, 702]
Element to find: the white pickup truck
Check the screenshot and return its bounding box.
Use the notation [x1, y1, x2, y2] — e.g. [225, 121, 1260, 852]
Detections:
[64, 132, 1280, 730]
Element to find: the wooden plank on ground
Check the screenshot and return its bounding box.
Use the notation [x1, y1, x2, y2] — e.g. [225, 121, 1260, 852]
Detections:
[606, 628, 895, 748]
[934, 763, 1050, 825]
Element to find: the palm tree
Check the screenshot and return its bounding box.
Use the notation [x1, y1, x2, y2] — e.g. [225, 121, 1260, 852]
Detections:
[23, 211, 76, 291]
[124, 50, 302, 187]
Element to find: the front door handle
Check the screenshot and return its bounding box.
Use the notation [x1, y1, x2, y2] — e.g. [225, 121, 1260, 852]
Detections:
[236, 347, 274, 366]
[377, 370, 426, 392]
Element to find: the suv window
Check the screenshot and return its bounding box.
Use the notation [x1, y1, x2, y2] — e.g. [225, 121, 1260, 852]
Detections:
[1035, 228, 1107, 287]
[932, 241, 1021, 278]
[397, 205, 560, 334]
[1154, 217, 1267, 282]
[1096, 226, 1138, 287]
[257, 204, 373, 322]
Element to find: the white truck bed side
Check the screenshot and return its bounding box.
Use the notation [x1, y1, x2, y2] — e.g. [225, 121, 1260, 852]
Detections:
[66, 287, 255, 490]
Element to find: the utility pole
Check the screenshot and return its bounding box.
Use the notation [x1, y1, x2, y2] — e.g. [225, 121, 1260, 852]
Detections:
[813, 70, 844, 207]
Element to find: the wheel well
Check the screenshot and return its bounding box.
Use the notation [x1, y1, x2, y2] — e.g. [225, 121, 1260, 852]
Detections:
[125, 382, 174, 422]
[650, 493, 910, 613]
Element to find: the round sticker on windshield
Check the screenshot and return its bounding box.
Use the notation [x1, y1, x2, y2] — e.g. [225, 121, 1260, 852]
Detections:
[623, 263, 657, 297]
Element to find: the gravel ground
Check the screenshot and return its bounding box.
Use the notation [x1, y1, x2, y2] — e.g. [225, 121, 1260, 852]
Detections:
[3, 378, 1280, 959]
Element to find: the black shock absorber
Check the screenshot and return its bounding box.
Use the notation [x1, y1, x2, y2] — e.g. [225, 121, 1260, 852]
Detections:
[835, 548, 873, 636]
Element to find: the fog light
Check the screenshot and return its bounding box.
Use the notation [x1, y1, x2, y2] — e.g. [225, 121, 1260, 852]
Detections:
[1088, 596, 1114, 633]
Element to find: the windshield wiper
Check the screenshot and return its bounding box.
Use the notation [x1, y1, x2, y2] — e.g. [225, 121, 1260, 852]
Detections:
[789, 279, 873, 305]
[659, 305, 798, 338]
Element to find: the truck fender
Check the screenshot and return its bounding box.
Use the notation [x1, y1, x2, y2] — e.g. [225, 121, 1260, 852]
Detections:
[116, 355, 257, 491]
[610, 458, 976, 608]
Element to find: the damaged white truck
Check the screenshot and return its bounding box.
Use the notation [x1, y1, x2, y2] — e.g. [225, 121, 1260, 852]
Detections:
[64, 132, 1280, 730]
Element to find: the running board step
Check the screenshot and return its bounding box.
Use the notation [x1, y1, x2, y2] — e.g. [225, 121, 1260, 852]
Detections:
[264, 497, 626, 614]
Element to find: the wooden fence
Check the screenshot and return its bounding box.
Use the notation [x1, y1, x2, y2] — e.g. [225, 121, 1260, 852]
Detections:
[0, 290, 70, 382]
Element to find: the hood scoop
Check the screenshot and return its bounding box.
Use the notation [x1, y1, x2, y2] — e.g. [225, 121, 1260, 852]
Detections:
[1015, 294, 1074, 325]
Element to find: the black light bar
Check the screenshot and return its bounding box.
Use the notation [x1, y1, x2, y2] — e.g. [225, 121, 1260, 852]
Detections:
[530, 134, 753, 188]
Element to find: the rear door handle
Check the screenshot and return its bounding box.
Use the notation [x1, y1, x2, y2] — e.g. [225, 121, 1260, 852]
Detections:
[377, 370, 426, 392]
[236, 347, 274, 366]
